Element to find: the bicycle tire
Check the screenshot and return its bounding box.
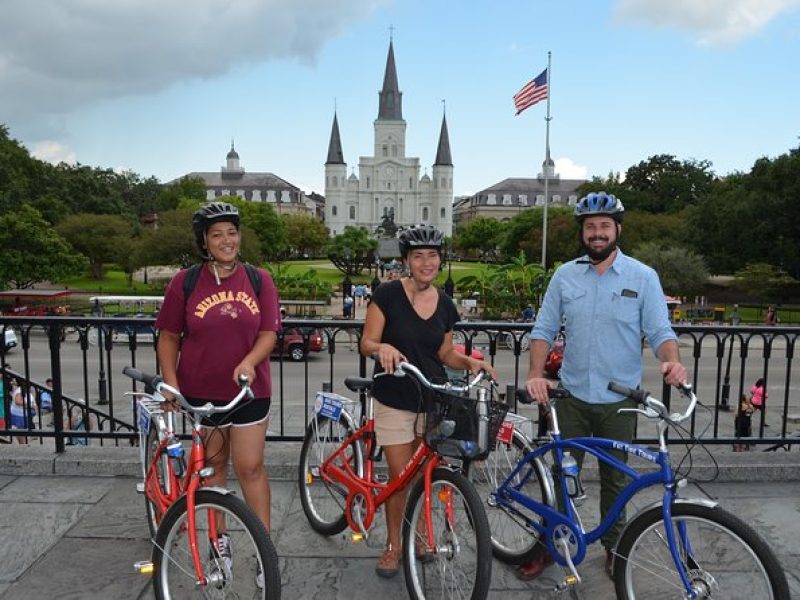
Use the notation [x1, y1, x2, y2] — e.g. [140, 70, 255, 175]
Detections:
[143, 425, 165, 538]
[152, 489, 280, 599]
[466, 430, 552, 564]
[298, 414, 362, 535]
[614, 502, 790, 599]
[402, 467, 492, 600]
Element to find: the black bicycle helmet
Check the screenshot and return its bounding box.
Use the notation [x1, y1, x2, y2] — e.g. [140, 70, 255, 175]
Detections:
[192, 202, 240, 255]
[398, 224, 445, 258]
[574, 192, 624, 223]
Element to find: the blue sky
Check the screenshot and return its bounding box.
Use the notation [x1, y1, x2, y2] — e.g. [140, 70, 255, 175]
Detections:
[2, 0, 799, 197]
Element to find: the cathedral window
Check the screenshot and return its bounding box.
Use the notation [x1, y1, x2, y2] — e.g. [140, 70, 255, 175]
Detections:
[332, 176, 338, 187]
[392, 145, 397, 157]
[349, 206, 356, 220]
[387, 182, 391, 190]
[440, 207, 446, 218]
[367, 177, 370, 188]
[332, 205, 338, 216]
[382, 145, 388, 157]
[422, 207, 429, 221]
[409, 177, 413, 189]
[441, 177, 446, 189]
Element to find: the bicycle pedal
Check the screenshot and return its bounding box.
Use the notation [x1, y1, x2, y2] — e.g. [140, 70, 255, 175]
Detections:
[345, 532, 368, 543]
[134, 560, 154, 575]
[135, 482, 145, 494]
[554, 574, 579, 592]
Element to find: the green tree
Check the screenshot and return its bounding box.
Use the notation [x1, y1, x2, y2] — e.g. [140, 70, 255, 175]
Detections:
[500, 207, 576, 267]
[56, 213, 133, 279]
[453, 217, 505, 260]
[733, 263, 798, 303]
[157, 176, 207, 212]
[225, 197, 287, 260]
[282, 213, 329, 258]
[623, 154, 714, 213]
[327, 226, 378, 276]
[0, 204, 84, 289]
[631, 242, 709, 296]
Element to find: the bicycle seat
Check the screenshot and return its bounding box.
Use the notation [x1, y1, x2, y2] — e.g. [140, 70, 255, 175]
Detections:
[344, 377, 373, 392]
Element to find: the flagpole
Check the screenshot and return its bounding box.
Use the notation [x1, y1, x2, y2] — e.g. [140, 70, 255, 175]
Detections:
[541, 51, 552, 270]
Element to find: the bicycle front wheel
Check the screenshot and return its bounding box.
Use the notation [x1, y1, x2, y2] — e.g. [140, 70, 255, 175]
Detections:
[467, 431, 551, 564]
[298, 414, 362, 535]
[152, 489, 280, 599]
[143, 426, 166, 538]
[614, 502, 789, 599]
[403, 468, 492, 600]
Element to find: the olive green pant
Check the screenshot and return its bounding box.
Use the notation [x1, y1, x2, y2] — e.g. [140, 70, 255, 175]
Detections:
[555, 394, 637, 550]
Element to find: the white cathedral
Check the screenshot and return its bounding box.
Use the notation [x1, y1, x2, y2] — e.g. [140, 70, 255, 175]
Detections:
[324, 39, 454, 237]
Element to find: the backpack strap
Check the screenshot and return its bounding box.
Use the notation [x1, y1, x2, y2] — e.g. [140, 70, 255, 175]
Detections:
[243, 263, 262, 298]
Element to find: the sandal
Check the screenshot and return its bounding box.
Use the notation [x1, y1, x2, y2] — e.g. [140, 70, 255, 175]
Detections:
[376, 543, 401, 578]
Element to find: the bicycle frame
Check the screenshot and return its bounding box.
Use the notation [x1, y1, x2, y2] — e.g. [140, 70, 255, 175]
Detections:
[318, 410, 446, 538]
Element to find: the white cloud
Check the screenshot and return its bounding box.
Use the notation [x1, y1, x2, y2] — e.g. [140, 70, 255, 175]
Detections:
[0, 0, 387, 136]
[30, 140, 77, 165]
[555, 157, 588, 180]
[613, 0, 800, 45]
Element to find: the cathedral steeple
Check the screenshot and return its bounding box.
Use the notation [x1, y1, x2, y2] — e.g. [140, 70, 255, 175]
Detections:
[434, 112, 452, 166]
[377, 40, 403, 120]
[326, 112, 345, 165]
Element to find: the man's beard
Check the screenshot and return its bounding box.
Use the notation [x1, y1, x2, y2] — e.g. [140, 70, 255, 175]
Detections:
[581, 236, 618, 262]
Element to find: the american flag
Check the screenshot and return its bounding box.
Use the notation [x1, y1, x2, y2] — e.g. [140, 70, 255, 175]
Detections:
[513, 69, 548, 115]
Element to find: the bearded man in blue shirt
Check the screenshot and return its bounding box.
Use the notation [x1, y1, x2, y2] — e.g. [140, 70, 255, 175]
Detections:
[516, 192, 688, 581]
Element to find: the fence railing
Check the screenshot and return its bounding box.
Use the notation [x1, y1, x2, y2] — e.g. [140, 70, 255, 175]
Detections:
[1, 316, 799, 452]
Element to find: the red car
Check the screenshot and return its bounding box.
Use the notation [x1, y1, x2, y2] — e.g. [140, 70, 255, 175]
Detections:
[273, 328, 325, 361]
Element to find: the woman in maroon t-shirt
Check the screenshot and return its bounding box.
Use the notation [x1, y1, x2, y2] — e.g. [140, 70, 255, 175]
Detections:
[156, 202, 281, 543]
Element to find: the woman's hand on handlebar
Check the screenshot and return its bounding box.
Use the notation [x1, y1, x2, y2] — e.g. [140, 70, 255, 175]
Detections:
[233, 361, 256, 387]
[468, 357, 497, 383]
[525, 376, 556, 406]
[376, 343, 406, 374]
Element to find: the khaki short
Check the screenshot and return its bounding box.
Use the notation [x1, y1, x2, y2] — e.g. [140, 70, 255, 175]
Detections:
[374, 400, 426, 447]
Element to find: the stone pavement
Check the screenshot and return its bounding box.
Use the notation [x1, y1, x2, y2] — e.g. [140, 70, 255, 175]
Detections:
[1, 444, 799, 599]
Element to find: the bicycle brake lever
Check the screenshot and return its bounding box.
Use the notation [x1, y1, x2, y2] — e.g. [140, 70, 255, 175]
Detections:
[619, 407, 660, 419]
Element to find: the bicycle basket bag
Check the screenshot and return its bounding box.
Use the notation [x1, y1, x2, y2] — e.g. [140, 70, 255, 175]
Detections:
[424, 388, 508, 460]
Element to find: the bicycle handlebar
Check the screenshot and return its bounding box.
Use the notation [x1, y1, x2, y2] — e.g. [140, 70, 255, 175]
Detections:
[607, 381, 697, 425]
[515, 387, 569, 405]
[390, 360, 491, 394]
[122, 366, 253, 417]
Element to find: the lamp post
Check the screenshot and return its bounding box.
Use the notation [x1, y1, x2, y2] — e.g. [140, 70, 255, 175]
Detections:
[92, 298, 108, 405]
[444, 254, 455, 298]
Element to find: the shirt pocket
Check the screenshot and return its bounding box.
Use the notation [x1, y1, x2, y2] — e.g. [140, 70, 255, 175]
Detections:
[606, 294, 640, 324]
[562, 288, 588, 319]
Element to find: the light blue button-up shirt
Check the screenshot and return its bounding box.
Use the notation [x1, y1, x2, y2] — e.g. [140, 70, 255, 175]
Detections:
[530, 249, 676, 404]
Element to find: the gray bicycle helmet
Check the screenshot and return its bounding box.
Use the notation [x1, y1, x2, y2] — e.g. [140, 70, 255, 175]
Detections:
[573, 192, 624, 223]
[398, 224, 445, 258]
[192, 202, 240, 256]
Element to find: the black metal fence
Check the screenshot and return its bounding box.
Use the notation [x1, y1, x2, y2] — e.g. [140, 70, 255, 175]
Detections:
[1, 316, 798, 452]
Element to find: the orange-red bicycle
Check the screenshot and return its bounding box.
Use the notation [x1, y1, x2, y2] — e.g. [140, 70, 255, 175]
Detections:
[123, 366, 280, 599]
[298, 361, 504, 599]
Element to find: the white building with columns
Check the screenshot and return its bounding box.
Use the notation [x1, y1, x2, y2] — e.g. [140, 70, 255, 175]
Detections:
[324, 39, 454, 237]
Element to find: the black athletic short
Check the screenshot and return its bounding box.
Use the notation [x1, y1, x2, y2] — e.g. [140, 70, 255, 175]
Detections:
[185, 396, 271, 428]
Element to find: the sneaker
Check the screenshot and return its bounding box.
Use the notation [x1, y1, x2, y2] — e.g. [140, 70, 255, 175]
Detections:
[256, 562, 264, 590]
[211, 532, 233, 572]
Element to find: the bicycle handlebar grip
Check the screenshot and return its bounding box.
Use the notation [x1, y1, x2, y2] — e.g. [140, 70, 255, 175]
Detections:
[123, 366, 162, 389]
[607, 381, 649, 403]
[515, 387, 568, 404]
[237, 374, 250, 387]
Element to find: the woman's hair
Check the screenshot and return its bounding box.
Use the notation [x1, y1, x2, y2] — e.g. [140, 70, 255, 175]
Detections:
[754, 377, 765, 387]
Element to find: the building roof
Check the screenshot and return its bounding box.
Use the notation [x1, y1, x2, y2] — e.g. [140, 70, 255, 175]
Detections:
[326, 112, 345, 165]
[181, 172, 300, 190]
[477, 177, 585, 195]
[434, 114, 452, 166]
[377, 40, 403, 120]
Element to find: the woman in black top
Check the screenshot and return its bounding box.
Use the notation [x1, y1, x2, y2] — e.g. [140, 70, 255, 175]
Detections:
[360, 224, 496, 578]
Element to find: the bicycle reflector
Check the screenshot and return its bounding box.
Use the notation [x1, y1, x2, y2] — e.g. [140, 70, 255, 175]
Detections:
[134, 560, 154, 575]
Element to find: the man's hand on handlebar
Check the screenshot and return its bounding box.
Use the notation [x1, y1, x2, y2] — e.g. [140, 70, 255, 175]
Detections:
[525, 376, 556, 406]
[661, 361, 688, 388]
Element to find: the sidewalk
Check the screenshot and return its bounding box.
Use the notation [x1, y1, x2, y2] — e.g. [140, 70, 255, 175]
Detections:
[1, 445, 798, 599]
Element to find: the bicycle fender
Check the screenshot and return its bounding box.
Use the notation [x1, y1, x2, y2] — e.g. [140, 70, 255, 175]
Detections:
[198, 485, 237, 496]
[616, 497, 719, 546]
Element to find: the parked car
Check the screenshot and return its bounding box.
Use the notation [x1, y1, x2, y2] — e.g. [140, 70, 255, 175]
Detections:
[3, 327, 17, 353]
[274, 327, 325, 361]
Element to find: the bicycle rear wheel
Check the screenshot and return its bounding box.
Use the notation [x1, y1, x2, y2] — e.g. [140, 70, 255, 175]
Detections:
[402, 468, 492, 600]
[614, 502, 789, 599]
[467, 430, 551, 564]
[298, 414, 362, 535]
[152, 489, 280, 599]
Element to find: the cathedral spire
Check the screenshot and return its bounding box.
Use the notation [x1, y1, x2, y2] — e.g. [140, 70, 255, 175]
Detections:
[377, 39, 403, 120]
[326, 112, 345, 165]
[434, 111, 452, 166]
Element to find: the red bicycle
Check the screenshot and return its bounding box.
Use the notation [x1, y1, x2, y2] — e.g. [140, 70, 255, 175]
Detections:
[298, 361, 502, 599]
[123, 366, 280, 599]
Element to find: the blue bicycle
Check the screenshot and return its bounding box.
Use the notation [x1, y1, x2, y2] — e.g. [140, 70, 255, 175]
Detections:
[474, 382, 789, 599]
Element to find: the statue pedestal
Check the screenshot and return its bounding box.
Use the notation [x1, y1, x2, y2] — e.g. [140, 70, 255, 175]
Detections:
[377, 239, 400, 259]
